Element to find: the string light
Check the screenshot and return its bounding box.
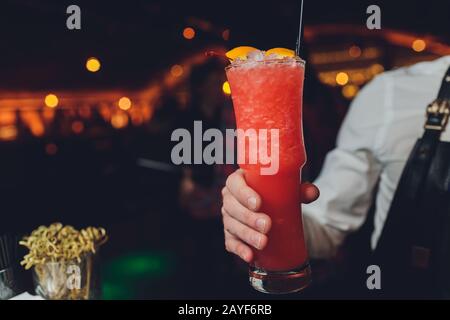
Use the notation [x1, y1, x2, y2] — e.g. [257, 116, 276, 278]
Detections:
[111, 112, 129, 129]
[170, 65, 184, 77]
[0, 126, 18, 141]
[342, 85, 359, 99]
[72, 121, 84, 134]
[370, 64, 385, 75]
[118, 97, 132, 111]
[412, 39, 426, 53]
[44, 94, 59, 108]
[183, 27, 196, 40]
[336, 72, 349, 86]
[86, 57, 101, 72]
[349, 45, 362, 58]
[351, 72, 366, 85]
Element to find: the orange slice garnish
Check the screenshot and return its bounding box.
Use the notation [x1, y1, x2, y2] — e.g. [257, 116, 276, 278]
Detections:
[226, 46, 259, 61]
[265, 48, 296, 58]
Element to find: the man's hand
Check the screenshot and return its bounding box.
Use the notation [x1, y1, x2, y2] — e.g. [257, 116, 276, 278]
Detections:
[221, 169, 319, 263]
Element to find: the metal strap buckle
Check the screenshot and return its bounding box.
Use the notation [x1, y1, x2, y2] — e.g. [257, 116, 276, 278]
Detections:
[424, 99, 450, 131]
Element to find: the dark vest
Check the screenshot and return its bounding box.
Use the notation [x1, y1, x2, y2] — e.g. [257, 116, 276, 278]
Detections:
[374, 66, 450, 299]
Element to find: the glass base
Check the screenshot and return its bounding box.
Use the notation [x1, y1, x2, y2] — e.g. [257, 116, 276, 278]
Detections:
[249, 262, 311, 294]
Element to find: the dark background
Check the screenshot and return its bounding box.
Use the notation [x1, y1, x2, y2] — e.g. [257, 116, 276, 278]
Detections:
[1, 0, 449, 89]
[0, 0, 449, 299]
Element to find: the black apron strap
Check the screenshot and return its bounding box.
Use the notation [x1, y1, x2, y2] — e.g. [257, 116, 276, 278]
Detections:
[437, 67, 450, 100]
[403, 67, 450, 200]
[374, 66, 450, 298]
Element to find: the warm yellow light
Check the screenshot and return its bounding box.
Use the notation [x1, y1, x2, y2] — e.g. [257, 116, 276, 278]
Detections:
[86, 57, 101, 72]
[21, 111, 45, 137]
[349, 45, 362, 58]
[222, 81, 231, 95]
[72, 121, 84, 134]
[336, 72, 349, 86]
[42, 108, 55, 122]
[352, 72, 366, 85]
[44, 94, 59, 108]
[0, 125, 18, 141]
[370, 64, 385, 75]
[170, 64, 184, 77]
[142, 104, 154, 121]
[131, 111, 144, 126]
[99, 104, 112, 121]
[0, 111, 16, 125]
[30, 122, 45, 137]
[342, 85, 359, 99]
[412, 39, 426, 53]
[111, 112, 129, 129]
[118, 97, 132, 110]
[183, 27, 196, 40]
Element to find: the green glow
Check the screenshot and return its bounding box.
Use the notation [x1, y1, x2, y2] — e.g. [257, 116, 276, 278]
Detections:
[102, 283, 134, 300]
[101, 251, 175, 300]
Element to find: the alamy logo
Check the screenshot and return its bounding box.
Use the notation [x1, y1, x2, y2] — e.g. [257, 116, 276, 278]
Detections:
[366, 265, 381, 290]
[171, 121, 280, 175]
[66, 5, 81, 30]
[366, 5, 381, 30]
[66, 264, 81, 290]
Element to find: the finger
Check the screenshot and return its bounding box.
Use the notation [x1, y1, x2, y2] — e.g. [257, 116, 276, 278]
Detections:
[221, 186, 228, 197]
[224, 230, 253, 263]
[300, 182, 320, 204]
[222, 195, 271, 234]
[226, 169, 261, 211]
[223, 214, 268, 251]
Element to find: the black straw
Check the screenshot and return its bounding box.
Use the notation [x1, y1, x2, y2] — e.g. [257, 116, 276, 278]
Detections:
[295, 0, 305, 57]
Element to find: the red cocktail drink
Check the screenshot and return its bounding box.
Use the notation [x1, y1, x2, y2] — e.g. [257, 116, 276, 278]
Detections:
[226, 57, 310, 293]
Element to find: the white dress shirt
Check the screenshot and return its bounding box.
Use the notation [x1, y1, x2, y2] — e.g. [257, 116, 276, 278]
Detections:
[303, 55, 450, 259]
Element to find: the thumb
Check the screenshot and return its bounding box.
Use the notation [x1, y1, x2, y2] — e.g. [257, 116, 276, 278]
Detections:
[300, 182, 320, 204]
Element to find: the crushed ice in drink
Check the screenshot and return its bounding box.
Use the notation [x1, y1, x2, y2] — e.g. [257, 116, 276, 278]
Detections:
[229, 50, 301, 68]
[247, 50, 265, 61]
[266, 53, 282, 60]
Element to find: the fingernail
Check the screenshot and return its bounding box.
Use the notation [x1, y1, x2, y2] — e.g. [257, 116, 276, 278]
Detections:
[240, 250, 248, 261]
[256, 218, 266, 233]
[247, 197, 257, 211]
[251, 234, 261, 250]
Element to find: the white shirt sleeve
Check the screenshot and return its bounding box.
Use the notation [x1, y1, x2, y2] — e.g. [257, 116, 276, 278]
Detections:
[303, 75, 387, 259]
